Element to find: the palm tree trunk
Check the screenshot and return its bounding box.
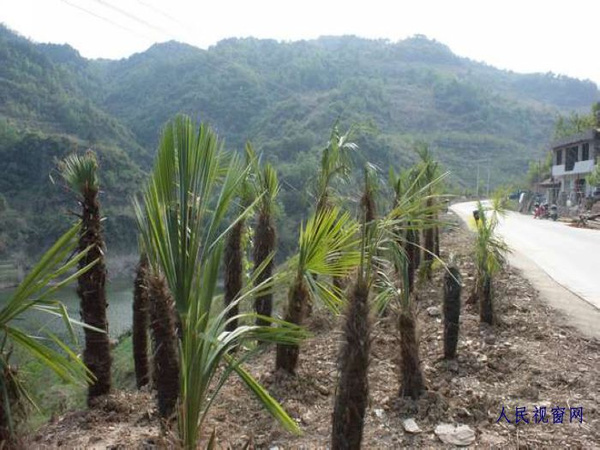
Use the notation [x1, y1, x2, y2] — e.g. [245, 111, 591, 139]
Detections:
[479, 274, 493, 324]
[398, 306, 425, 399]
[434, 224, 440, 257]
[0, 364, 17, 448]
[422, 199, 435, 280]
[148, 271, 180, 418]
[443, 266, 461, 359]
[331, 279, 370, 450]
[275, 278, 309, 374]
[405, 227, 418, 294]
[253, 211, 275, 326]
[133, 254, 150, 389]
[224, 220, 244, 332]
[79, 189, 111, 404]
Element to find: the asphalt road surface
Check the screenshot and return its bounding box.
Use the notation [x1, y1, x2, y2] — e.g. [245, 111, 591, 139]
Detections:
[451, 201, 600, 337]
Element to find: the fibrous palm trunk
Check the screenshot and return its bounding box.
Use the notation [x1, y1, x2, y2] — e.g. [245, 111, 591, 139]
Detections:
[422, 199, 435, 280]
[479, 274, 493, 325]
[405, 226, 418, 294]
[253, 211, 275, 326]
[275, 279, 310, 374]
[0, 364, 18, 448]
[331, 279, 370, 450]
[443, 266, 461, 359]
[148, 272, 180, 418]
[133, 254, 150, 389]
[79, 189, 111, 404]
[398, 305, 425, 399]
[224, 220, 244, 332]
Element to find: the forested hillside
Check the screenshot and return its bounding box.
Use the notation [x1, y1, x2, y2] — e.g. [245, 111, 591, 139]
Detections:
[1, 24, 598, 259]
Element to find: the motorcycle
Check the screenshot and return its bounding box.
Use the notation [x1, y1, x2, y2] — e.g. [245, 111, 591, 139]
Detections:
[533, 202, 558, 221]
[549, 204, 558, 221]
[533, 202, 546, 219]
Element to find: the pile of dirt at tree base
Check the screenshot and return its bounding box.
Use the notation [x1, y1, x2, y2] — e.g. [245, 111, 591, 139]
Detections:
[30, 216, 600, 448]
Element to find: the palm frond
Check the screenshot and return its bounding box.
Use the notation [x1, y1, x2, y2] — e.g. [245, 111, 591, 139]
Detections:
[58, 151, 99, 194]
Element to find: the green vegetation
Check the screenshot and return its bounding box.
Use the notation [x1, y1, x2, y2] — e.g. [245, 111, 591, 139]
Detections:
[0, 224, 93, 443]
[472, 198, 509, 325]
[1, 25, 598, 263]
[59, 152, 112, 404]
[135, 116, 304, 448]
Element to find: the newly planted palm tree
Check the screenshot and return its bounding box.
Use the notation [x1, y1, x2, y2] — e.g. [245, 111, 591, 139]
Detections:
[314, 123, 358, 293]
[314, 123, 357, 214]
[386, 164, 447, 399]
[396, 257, 425, 399]
[135, 115, 304, 448]
[148, 268, 179, 417]
[59, 151, 112, 404]
[415, 145, 441, 278]
[223, 164, 253, 333]
[132, 253, 150, 389]
[247, 144, 280, 326]
[473, 199, 509, 324]
[389, 164, 440, 294]
[443, 263, 462, 359]
[0, 224, 94, 445]
[331, 166, 378, 450]
[275, 207, 360, 374]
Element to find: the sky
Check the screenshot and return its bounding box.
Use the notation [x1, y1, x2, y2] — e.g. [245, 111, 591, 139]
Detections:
[2, 0, 599, 85]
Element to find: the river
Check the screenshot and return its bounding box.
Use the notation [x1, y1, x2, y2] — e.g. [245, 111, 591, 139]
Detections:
[0, 276, 134, 343]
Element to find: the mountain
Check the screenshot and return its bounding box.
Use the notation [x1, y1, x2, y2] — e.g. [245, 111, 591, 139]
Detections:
[0, 25, 598, 259]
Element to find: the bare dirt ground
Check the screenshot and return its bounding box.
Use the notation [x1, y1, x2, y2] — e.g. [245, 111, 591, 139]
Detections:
[30, 214, 600, 448]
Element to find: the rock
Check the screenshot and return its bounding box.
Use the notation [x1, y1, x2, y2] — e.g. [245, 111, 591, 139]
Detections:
[374, 408, 385, 419]
[402, 418, 421, 434]
[483, 334, 496, 345]
[314, 382, 330, 396]
[447, 359, 459, 372]
[434, 423, 476, 446]
[427, 306, 441, 317]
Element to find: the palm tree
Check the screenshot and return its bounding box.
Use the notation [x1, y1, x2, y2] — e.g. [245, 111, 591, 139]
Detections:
[132, 253, 150, 389]
[414, 144, 441, 279]
[331, 166, 377, 450]
[387, 162, 447, 399]
[314, 123, 357, 214]
[396, 256, 425, 399]
[59, 151, 112, 404]
[389, 166, 430, 294]
[443, 264, 461, 359]
[135, 115, 304, 448]
[275, 207, 360, 374]
[247, 144, 280, 326]
[0, 224, 94, 445]
[314, 124, 358, 293]
[148, 268, 179, 418]
[473, 199, 509, 324]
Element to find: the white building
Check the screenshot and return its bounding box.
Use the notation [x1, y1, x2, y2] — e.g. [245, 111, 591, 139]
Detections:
[549, 127, 600, 205]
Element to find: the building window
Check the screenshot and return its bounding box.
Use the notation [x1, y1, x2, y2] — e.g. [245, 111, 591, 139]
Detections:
[565, 146, 578, 171]
[582, 143, 590, 161]
[556, 149, 562, 165]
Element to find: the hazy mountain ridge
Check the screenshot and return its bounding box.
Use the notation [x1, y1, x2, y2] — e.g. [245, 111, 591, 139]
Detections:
[0, 25, 598, 257]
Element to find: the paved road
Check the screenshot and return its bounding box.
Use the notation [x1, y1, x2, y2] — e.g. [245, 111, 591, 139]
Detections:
[451, 201, 600, 338]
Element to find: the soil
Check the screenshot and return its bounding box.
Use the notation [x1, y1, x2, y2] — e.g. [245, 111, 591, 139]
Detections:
[29, 213, 600, 448]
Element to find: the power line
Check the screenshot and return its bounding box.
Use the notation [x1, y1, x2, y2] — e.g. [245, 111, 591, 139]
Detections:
[134, 0, 192, 32]
[58, 0, 153, 41]
[88, 0, 176, 38]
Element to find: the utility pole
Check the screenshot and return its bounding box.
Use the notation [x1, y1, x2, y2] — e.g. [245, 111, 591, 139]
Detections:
[486, 164, 491, 198]
[476, 163, 480, 198]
